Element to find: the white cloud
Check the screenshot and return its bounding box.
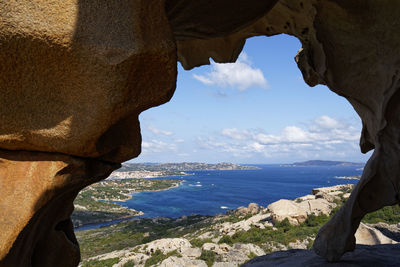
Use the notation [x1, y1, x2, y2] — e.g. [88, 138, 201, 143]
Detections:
[193, 53, 268, 91]
[198, 116, 363, 161]
[147, 125, 173, 136]
[314, 115, 340, 129]
[142, 140, 176, 153]
[221, 128, 249, 140]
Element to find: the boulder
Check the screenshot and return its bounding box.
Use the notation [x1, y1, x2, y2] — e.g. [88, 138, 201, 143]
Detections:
[202, 243, 232, 255]
[314, 192, 340, 203]
[355, 223, 397, 245]
[142, 238, 191, 254]
[232, 203, 262, 216]
[113, 253, 150, 267]
[312, 185, 353, 196]
[160, 256, 207, 267]
[220, 213, 272, 235]
[294, 195, 315, 202]
[180, 247, 202, 259]
[297, 199, 336, 216]
[369, 222, 400, 241]
[232, 243, 265, 256]
[247, 203, 262, 215]
[267, 200, 307, 225]
[212, 263, 235, 267]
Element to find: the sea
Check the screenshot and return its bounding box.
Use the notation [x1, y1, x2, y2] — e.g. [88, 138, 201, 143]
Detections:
[113, 165, 362, 219]
[75, 165, 362, 231]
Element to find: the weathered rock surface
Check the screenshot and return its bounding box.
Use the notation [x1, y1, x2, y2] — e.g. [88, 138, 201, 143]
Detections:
[160, 256, 207, 267]
[243, 244, 400, 267]
[0, 149, 118, 267]
[0, 0, 177, 163]
[140, 238, 192, 255]
[355, 223, 398, 245]
[369, 222, 400, 242]
[220, 213, 272, 235]
[1, 0, 176, 265]
[173, 0, 400, 261]
[202, 243, 232, 255]
[2, 0, 400, 265]
[232, 203, 263, 216]
[180, 247, 202, 259]
[267, 199, 308, 225]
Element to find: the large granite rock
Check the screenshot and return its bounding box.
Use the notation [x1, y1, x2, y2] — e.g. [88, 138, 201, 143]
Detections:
[173, 0, 400, 262]
[0, 149, 118, 267]
[160, 256, 207, 267]
[140, 238, 192, 255]
[243, 244, 400, 267]
[2, 0, 400, 265]
[355, 223, 398, 245]
[0, 0, 176, 163]
[267, 199, 308, 225]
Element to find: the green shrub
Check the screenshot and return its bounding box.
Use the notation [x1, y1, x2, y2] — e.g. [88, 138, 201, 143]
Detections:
[191, 238, 213, 248]
[198, 250, 216, 267]
[144, 250, 165, 267]
[123, 260, 135, 267]
[274, 218, 293, 231]
[363, 205, 400, 224]
[304, 214, 329, 227]
[144, 249, 179, 267]
[218, 235, 233, 245]
[247, 251, 258, 259]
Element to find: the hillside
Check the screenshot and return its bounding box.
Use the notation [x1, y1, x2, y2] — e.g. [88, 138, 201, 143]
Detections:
[284, 160, 364, 167]
[118, 162, 260, 172]
[77, 184, 400, 267]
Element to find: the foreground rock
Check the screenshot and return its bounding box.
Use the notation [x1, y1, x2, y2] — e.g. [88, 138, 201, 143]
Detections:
[244, 244, 400, 267]
[0, 0, 177, 163]
[0, 150, 118, 267]
[3, 0, 400, 264]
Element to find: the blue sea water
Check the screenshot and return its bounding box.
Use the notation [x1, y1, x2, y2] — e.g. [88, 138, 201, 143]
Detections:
[113, 165, 362, 219]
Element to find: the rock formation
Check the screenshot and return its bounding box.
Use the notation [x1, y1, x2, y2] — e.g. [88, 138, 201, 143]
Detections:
[0, 0, 176, 265]
[1, 0, 400, 265]
[169, 0, 400, 262]
[243, 244, 400, 267]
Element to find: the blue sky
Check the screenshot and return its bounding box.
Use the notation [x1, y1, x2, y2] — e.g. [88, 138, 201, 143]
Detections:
[130, 34, 372, 164]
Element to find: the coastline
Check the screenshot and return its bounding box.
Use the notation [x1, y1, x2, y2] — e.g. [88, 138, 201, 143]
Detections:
[108, 179, 185, 202]
[73, 179, 185, 230]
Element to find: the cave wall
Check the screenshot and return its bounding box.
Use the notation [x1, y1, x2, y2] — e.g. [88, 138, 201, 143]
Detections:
[1, 0, 400, 265]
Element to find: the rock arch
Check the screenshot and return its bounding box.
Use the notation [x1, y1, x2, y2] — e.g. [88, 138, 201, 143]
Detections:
[1, 0, 399, 265]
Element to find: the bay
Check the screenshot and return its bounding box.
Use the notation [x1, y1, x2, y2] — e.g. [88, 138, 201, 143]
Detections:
[113, 165, 362, 218]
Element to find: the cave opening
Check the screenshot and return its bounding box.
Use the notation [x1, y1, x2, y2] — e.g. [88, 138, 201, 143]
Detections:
[133, 34, 370, 165]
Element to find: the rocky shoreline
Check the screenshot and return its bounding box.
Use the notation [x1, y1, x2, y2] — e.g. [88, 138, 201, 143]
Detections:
[73, 179, 184, 228]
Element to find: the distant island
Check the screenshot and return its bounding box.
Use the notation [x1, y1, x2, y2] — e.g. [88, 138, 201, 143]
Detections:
[117, 162, 260, 172]
[282, 160, 365, 167]
[335, 175, 361, 180]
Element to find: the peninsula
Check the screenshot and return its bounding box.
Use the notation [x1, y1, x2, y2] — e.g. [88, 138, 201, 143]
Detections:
[282, 160, 365, 167]
[118, 162, 260, 172]
[73, 162, 258, 227]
